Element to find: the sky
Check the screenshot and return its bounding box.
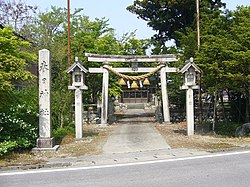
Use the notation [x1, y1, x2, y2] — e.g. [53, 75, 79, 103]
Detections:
[25, 0, 250, 39]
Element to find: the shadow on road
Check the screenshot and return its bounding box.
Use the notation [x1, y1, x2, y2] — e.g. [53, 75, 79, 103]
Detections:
[115, 109, 155, 125]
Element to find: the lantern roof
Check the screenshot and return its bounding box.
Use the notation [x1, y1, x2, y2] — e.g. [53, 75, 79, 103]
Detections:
[66, 61, 88, 74]
[179, 58, 202, 74]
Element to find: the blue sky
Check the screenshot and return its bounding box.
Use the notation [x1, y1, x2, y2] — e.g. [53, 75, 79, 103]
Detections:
[25, 0, 250, 39]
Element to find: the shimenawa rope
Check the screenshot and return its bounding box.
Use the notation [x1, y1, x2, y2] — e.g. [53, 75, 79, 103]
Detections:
[103, 64, 165, 81]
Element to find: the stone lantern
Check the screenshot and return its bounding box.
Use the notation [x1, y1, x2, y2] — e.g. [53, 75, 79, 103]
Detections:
[180, 57, 202, 136]
[67, 57, 88, 90]
[67, 57, 88, 139]
[185, 67, 196, 86]
[180, 58, 201, 89]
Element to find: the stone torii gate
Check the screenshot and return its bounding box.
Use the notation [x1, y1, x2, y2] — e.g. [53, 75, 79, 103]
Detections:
[85, 53, 178, 125]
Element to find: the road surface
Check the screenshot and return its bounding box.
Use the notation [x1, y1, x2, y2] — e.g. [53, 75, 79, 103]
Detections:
[1, 151, 250, 187]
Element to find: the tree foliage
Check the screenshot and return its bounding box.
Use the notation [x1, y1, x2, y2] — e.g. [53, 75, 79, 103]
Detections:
[0, 1, 38, 156]
[194, 6, 250, 122]
[128, 0, 249, 122]
[0, 27, 35, 91]
[127, 0, 225, 51]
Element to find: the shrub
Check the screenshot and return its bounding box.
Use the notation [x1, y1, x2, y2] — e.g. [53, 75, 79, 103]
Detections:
[214, 121, 241, 137]
[0, 104, 38, 156]
[52, 125, 75, 144]
[0, 141, 18, 157]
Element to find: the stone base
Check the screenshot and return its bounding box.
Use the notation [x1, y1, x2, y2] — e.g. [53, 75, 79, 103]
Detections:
[36, 137, 55, 148]
[32, 145, 60, 152]
[100, 123, 108, 126]
[160, 122, 172, 125]
[74, 138, 86, 141]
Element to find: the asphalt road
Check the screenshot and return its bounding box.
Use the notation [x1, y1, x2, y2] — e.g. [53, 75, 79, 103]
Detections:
[1, 151, 250, 187]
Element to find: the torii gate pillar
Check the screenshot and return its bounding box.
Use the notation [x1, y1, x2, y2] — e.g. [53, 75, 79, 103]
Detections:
[101, 62, 109, 125]
[160, 63, 170, 123]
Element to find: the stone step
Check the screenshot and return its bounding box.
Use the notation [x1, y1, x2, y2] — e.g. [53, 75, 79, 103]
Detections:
[126, 103, 145, 109]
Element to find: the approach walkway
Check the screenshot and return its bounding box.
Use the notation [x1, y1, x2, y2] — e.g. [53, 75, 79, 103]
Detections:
[103, 109, 171, 154]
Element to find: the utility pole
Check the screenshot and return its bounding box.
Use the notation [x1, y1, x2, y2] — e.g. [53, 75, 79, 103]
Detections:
[196, 0, 200, 50]
[67, 0, 71, 65]
[196, 0, 203, 127]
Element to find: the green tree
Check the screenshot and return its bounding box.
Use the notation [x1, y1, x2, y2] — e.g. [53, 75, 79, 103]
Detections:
[0, 27, 35, 91]
[196, 6, 250, 122]
[127, 0, 225, 50]
[0, 26, 37, 156]
[222, 6, 250, 122]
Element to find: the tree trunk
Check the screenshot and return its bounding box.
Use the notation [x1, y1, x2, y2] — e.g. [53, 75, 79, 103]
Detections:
[198, 76, 203, 123]
[238, 93, 242, 123]
[60, 112, 64, 128]
[246, 86, 250, 123]
[219, 92, 227, 121]
[212, 91, 217, 131]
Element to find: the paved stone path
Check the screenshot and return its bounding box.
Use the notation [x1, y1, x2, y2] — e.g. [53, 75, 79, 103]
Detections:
[102, 109, 171, 154]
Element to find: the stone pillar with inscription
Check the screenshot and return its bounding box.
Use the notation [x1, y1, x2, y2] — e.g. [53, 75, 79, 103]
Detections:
[35, 49, 58, 150]
[75, 88, 83, 139]
[186, 88, 194, 136]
